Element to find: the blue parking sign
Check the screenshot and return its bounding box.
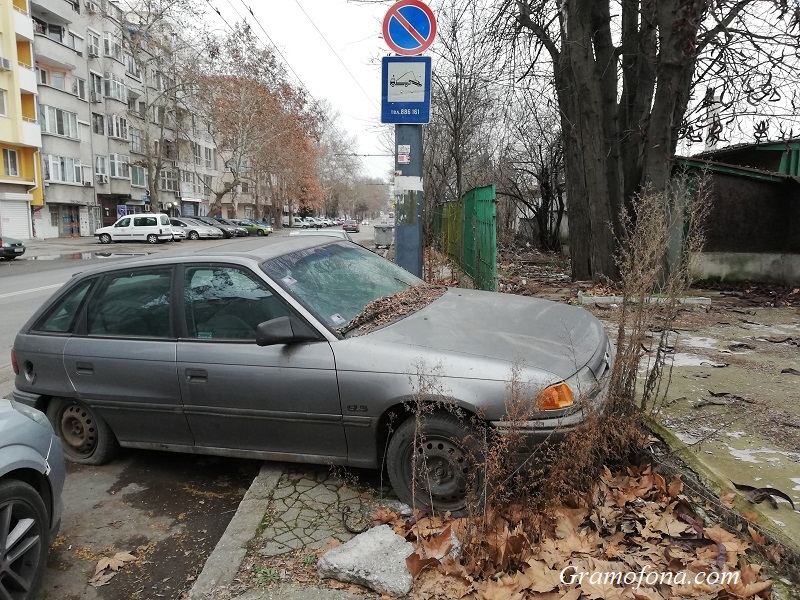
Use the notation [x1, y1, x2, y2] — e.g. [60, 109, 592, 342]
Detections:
[381, 56, 431, 124]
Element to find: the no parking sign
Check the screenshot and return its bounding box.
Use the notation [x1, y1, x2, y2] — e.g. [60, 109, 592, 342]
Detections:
[382, 0, 437, 56]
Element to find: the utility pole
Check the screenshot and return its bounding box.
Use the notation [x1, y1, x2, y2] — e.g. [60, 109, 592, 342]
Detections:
[379, 0, 436, 277]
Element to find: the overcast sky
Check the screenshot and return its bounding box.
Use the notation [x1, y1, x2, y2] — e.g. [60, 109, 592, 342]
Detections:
[210, 0, 397, 181]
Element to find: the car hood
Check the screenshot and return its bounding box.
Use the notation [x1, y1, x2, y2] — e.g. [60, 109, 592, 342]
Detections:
[363, 288, 605, 380]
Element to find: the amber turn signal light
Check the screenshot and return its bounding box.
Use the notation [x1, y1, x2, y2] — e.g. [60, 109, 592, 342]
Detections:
[536, 382, 574, 410]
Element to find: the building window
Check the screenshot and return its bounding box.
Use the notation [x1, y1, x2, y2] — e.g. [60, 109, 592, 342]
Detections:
[0, 90, 6, 117]
[160, 169, 178, 191]
[50, 72, 65, 91]
[131, 165, 146, 187]
[103, 73, 125, 102]
[125, 53, 140, 79]
[109, 153, 129, 178]
[102, 0, 123, 22]
[95, 155, 107, 175]
[103, 32, 123, 62]
[204, 147, 212, 168]
[203, 174, 212, 192]
[72, 77, 87, 100]
[37, 68, 47, 85]
[241, 182, 249, 193]
[92, 113, 105, 135]
[129, 128, 143, 153]
[68, 32, 83, 54]
[40, 105, 79, 138]
[87, 31, 100, 56]
[90, 72, 102, 95]
[107, 114, 128, 139]
[193, 142, 201, 165]
[42, 154, 82, 183]
[3, 149, 19, 177]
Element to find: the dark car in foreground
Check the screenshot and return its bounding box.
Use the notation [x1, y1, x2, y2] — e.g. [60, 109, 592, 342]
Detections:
[1, 235, 26, 259]
[0, 398, 66, 600]
[11, 238, 612, 512]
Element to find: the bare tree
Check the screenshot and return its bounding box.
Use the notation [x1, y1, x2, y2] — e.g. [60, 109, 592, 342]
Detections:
[496, 0, 800, 280]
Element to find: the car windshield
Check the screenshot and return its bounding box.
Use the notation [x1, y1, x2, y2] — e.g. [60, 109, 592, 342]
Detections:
[260, 241, 424, 330]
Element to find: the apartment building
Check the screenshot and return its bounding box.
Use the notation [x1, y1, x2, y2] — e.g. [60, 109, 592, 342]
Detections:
[0, 0, 221, 238]
[0, 0, 41, 239]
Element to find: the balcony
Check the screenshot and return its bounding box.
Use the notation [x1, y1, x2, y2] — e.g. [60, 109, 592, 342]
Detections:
[21, 118, 42, 147]
[30, 0, 76, 24]
[14, 7, 34, 41]
[18, 63, 37, 92]
[33, 34, 76, 70]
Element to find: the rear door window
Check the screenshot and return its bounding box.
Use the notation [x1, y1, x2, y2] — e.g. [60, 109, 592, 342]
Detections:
[31, 279, 95, 333]
[86, 268, 173, 338]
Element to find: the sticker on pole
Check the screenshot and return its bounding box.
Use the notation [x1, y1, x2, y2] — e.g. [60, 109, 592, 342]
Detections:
[382, 0, 437, 56]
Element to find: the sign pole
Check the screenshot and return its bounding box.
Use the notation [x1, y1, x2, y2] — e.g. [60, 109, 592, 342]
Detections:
[394, 124, 423, 277]
[380, 0, 437, 278]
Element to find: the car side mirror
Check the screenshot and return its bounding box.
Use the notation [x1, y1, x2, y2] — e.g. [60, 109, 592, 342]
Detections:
[255, 316, 320, 346]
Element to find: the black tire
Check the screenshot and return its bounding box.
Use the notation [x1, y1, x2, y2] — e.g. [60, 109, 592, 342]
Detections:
[256, 229, 264, 236]
[189, 231, 199, 240]
[46, 398, 119, 465]
[386, 412, 483, 515]
[146, 234, 158, 244]
[0, 479, 49, 600]
[98, 233, 112, 244]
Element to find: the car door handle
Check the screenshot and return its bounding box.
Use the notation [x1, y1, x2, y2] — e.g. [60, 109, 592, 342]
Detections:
[75, 362, 94, 375]
[185, 368, 208, 383]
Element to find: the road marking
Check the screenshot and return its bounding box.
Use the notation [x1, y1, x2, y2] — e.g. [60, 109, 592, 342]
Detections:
[0, 283, 62, 300]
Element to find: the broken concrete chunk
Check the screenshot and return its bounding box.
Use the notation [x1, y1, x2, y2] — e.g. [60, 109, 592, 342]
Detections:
[317, 525, 414, 597]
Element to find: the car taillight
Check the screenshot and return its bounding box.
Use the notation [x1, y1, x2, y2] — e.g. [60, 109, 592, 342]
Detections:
[536, 382, 574, 410]
[11, 348, 19, 375]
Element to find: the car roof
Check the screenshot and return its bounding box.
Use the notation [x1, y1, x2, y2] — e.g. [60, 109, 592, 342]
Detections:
[67, 236, 343, 279]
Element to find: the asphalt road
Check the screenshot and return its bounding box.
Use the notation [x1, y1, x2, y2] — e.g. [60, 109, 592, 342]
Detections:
[0, 224, 377, 599]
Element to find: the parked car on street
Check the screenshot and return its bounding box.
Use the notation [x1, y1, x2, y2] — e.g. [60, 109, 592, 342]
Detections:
[0, 397, 66, 600]
[343, 219, 360, 233]
[303, 217, 323, 229]
[94, 213, 173, 244]
[11, 238, 612, 513]
[170, 218, 225, 240]
[0, 235, 26, 259]
[191, 216, 240, 238]
[233, 219, 272, 236]
[214, 217, 249, 237]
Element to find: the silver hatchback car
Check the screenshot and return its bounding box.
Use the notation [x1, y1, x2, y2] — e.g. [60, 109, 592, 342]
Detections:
[0, 398, 66, 600]
[12, 238, 611, 512]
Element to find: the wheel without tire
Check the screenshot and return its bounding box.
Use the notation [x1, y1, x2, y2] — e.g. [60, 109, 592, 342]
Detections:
[98, 233, 112, 244]
[386, 412, 483, 515]
[46, 398, 119, 465]
[0, 479, 49, 600]
[189, 231, 199, 240]
[146, 234, 158, 244]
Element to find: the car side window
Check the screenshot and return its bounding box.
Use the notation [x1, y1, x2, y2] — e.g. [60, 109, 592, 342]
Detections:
[134, 216, 157, 227]
[31, 279, 94, 333]
[184, 266, 292, 341]
[86, 269, 173, 338]
[160, 215, 170, 225]
[115, 218, 130, 228]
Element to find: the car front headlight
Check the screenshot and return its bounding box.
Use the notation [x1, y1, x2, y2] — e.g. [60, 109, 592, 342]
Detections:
[10, 399, 53, 432]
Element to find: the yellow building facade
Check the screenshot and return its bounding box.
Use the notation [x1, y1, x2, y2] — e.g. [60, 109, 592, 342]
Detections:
[0, 0, 42, 238]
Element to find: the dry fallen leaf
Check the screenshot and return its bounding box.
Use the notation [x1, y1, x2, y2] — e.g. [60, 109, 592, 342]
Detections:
[720, 493, 736, 508]
[747, 526, 766, 545]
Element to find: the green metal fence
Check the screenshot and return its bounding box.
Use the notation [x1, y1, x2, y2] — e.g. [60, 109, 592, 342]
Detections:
[434, 184, 497, 291]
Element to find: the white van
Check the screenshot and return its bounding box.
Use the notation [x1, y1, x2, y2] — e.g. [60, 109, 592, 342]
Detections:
[95, 213, 174, 244]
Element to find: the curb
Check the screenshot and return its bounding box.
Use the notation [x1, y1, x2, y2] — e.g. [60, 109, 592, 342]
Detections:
[190, 463, 284, 599]
[647, 417, 800, 560]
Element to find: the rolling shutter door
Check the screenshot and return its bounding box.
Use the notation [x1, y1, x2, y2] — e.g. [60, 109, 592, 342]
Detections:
[0, 199, 32, 239]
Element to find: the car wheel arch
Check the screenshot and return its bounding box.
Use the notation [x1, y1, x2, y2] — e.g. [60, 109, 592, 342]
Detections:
[0, 465, 54, 526]
[375, 397, 481, 464]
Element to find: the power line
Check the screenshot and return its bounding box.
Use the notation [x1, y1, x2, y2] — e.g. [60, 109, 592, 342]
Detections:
[289, 0, 381, 112]
[235, 0, 316, 101]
